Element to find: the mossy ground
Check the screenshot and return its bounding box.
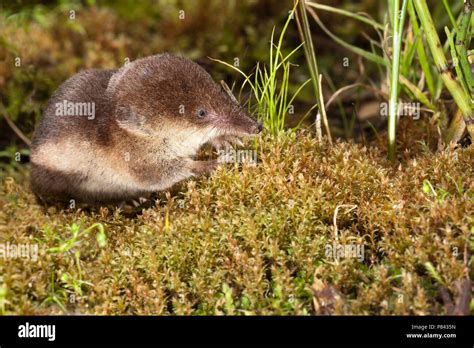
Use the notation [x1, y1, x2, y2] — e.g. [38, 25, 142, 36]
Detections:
[1, 127, 472, 315]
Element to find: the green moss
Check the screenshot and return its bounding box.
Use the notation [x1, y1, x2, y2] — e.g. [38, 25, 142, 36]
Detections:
[0, 130, 472, 315]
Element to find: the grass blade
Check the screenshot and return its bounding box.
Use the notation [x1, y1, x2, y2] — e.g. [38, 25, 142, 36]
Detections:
[305, 2, 385, 31]
[295, 0, 332, 143]
[306, 6, 388, 67]
[413, 0, 474, 143]
[388, 0, 408, 161]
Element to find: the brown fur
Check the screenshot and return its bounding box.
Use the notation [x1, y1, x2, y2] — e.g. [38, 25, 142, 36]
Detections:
[30, 54, 261, 204]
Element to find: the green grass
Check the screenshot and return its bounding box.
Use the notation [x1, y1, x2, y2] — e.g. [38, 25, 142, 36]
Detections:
[387, 0, 408, 161]
[211, 5, 313, 135]
[413, 0, 474, 143]
[295, 0, 331, 143]
[304, 0, 474, 154]
[0, 126, 472, 315]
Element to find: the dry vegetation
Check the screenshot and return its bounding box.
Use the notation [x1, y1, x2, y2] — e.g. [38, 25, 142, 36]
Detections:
[1, 126, 472, 315]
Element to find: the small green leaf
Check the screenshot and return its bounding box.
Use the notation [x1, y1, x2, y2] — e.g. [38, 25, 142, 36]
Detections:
[96, 226, 107, 248]
[422, 180, 432, 195]
[60, 273, 69, 283]
[424, 262, 444, 285]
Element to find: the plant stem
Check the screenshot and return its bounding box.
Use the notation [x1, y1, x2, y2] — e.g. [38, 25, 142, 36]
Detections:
[388, 0, 408, 161]
[445, 27, 470, 96]
[295, 0, 332, 144]
[442, 0, 458, 31]
[407, 0, 435, 97]
[413, 0, 474, 143]
[456, 1, 474, 94]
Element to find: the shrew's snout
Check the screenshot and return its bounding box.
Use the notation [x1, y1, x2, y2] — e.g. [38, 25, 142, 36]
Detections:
[230, 109, 263, 136]
[250, 121, 263, 134]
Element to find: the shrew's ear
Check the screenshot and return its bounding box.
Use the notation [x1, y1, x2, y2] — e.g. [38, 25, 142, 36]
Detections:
[115, 105, 151, 137]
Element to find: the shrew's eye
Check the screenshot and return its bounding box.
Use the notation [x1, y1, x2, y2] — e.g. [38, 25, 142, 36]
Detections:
[197, 109, 207, 118]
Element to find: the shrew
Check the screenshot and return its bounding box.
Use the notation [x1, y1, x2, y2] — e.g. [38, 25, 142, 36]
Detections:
[30, 54, 262, 204]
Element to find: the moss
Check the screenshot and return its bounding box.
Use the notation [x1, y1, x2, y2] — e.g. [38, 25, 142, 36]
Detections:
[0, 130, 472, 315]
